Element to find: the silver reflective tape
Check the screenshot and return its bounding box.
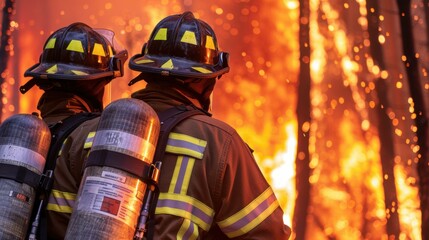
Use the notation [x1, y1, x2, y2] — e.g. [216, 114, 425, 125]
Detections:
[0, 144, 45, 173]
[92, 130, 156, 162]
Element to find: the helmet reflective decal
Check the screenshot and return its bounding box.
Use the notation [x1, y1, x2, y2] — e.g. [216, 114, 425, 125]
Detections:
[108, 46, 113, 56]
[192, 66, 212, 74]
[127, 12, 229, 83]
[161, 59, 174, 69]
[205, 36, 215, 50]
[92, 43, 106, 57]
[71, 70, 89, 76]
[46, 64, 58, 74]
[22, 22, 129, 91]
[45, 38, 56, 49]
[181, 30, 197, 45]
[135, 59, 154, 64]
[66, 40, 84, 53]
[154, 28, 167, 40]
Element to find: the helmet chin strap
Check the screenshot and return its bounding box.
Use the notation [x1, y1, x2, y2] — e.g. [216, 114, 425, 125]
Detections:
[208, 92, 214, 113]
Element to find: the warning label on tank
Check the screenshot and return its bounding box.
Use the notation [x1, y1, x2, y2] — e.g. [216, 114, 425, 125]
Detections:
[100, 196, 120, 215]
[77, 176, 144, 227]
[9, 190, 30, 203]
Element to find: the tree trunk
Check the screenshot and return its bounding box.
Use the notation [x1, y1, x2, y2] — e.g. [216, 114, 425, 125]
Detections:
[0, 0, 15, 120]
[396, 1, 429, 239]
[366, 0, 401, 238]
[293, 0, 311, 239]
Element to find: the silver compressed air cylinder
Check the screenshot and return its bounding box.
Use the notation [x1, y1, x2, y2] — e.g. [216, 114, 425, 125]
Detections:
[0, 114, 51, 240]
[65, 98, 160, 240]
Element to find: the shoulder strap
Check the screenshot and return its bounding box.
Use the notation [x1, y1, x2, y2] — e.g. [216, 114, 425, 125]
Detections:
[44, 112, 101, 175]
[29, 112, 100, 240]
[144, 105, 208, 240]
[154, 105, 208, 162]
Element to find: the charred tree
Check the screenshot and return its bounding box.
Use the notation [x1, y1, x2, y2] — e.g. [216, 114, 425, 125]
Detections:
[293, 0, 311, 239]
[366, 1, 401, 238]
[0, 0, 15, 120]
[396, 1, 429, 239]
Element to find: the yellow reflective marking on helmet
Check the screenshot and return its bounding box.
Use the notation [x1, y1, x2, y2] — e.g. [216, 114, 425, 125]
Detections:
[71, 70, 89, 76]
[92, 43, 106, 57]
[181, 30, 197, 45]
[66, 40, 84, 53]
[161, 59, 174, 69]
[135, 59, 154, 64]
[205, 36, 215, 50]
[46, 64, 58, 74]
[45, 38, 56, 49]
[154, 28, 168, 40]
[192, 67, 213, 74]
[108, 46, 113, 56]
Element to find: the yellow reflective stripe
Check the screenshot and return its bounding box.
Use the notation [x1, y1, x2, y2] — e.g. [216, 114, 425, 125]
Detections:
[156, 192, 214, 231]
[182, 157, 195, 194]
[168, 156, 195, 194]
[181, 30, 197, 45]
[46, 203, 73, 213]
[71, 70, 89, 76]
[46, 189, 76, 214]
[45, 38, 56, 49]
[52, 189, 75, 199]
[205, 36, 215, 50]
[66, 40, 84, 53]
[217, 188, 279, 238]
[169, 156, 181, 193]
[165, 133, 207, 159]
[192, 67, 213, 74]
[58, 137, 69, 156]
[135, 59, 154, 64]
[177, 218, 199, 240]
[154, 28, 168, 40]
[165, 145, 203, 159]
[84, 131, 96, 149]
[169, 133, 205, 146]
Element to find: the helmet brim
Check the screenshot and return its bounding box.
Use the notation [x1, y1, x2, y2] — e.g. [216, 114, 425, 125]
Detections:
[24, 62, 116, 80]
[129, 53, 229, 80]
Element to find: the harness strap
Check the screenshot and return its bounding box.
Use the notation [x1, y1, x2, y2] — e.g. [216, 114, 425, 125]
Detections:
[145, 105, 208, 240]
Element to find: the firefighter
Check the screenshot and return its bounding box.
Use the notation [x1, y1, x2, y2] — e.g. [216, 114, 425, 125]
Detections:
[128, 12, 292, 239]
[20, 22, 128, 239]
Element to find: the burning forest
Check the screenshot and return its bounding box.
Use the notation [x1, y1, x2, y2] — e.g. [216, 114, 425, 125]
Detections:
[0, 0, 428, 239]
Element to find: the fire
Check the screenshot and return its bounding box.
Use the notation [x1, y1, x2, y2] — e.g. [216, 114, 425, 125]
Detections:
[2, 0, 424, 239]
[395, 164, 421, 239]
[256, 121, 297, 227]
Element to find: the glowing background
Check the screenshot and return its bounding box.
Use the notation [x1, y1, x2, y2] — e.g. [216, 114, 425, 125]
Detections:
[1, 0, 428, 239]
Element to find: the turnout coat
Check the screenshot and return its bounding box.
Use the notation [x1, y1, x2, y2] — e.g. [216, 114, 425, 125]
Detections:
[132, 84, 291, 240]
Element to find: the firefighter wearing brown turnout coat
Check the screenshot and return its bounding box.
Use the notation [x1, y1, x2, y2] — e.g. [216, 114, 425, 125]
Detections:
[20, 22, 127, 239]
[128, 12, 292, 239]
